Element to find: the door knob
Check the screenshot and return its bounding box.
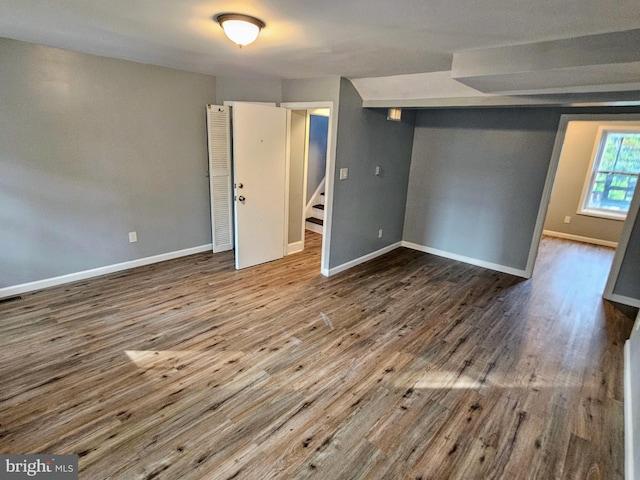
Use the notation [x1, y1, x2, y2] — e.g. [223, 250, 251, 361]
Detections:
[236, 183, 243, 189]
[238, 196, 246, 202]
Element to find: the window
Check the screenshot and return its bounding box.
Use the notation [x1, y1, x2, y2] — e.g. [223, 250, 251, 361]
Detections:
[579, 127, 640, 220]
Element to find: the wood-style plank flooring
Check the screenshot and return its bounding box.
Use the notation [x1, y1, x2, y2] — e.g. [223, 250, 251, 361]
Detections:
[0, 233, 636, 479]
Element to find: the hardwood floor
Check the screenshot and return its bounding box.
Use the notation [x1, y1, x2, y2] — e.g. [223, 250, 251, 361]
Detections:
[0, 233, 635, 479]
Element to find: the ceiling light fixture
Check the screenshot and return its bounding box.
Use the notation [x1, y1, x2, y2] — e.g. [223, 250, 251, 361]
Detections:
[387, 108, 402, 122]
[215, 13, 265, 48]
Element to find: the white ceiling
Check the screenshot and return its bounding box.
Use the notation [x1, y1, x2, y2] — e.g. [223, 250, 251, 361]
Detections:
[2, 0, 640, 105]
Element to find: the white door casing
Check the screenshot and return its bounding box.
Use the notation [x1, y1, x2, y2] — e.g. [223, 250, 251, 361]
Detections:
[281, 101, 335, 277]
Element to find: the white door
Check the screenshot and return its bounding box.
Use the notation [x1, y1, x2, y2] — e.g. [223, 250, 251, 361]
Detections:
[232, 102, 287, 269]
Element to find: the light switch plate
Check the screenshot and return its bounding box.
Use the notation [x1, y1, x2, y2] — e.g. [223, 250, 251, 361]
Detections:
[339, 168, 349, 180]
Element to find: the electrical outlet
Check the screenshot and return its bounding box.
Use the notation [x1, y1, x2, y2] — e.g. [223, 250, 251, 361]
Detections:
[378, 229, 383, 238]
[564, 216, 571, 224]
[129, 231, 138, 243]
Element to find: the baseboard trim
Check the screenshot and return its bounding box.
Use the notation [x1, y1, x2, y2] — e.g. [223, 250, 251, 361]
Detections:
[624, 340, 634, 480]
[0, 244, 213, 299]
[326, 242, 402, 277]
[542, 230, 619, 248]
[604, 292, 640, 308]
[401, 241, 528, 278]
[286, 242, 304, 255]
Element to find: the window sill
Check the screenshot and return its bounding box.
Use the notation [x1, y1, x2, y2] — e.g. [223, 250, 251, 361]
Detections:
[577, 209, 628, 222]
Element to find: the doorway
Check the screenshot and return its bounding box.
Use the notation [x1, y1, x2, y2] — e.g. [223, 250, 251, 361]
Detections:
[303, 110, 329, 236]
[527, 113, 640, 307]
[282, 102, 335, 276]
[541, 120, 640, 248]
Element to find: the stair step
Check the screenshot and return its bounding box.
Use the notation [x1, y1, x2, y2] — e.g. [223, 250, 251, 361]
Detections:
[313, 204, 325, 211]
[306, 217, 324, 226]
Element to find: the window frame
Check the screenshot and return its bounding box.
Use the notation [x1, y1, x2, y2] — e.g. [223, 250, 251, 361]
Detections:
[577, 126, 640, 221]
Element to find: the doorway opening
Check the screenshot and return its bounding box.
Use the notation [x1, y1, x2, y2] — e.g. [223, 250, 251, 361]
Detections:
[282, 102, 334, 276]
[528, 113, 640, 307]
[303, 110, 329, 236]
[286, 108, 329, 246]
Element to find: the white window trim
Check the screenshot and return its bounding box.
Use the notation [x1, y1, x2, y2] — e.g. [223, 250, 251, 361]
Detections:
[577, 125, 640, 222]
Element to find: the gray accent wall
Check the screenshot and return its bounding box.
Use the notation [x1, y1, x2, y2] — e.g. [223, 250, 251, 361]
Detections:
[306, 114, 328, 204]
[282, 78, 341, 105]
[329, 78, 415, 269]
[0, 38, 216, 288]
[405, 108, 560, 271]
[614, 209, 640, 299]
[627, 311, 640, 478]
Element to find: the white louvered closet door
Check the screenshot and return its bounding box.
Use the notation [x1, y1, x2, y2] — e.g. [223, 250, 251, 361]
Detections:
[206, 104, 233, 253]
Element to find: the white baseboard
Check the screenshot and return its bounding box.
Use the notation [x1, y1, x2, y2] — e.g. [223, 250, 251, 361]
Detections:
[0, 244, 213, 299]
[401, 241, 528, 278]
[625, 340, 634, 480]
[542, 230, 618, 248]
[604, 292, 640, 308]
[326, 242, 402, 277]
[286, 242, 304, 255]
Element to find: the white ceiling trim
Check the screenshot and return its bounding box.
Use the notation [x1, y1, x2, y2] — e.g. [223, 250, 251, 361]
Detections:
[352, 29, 640, 107]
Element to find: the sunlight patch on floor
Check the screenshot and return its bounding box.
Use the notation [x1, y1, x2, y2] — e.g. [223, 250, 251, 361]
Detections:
[399, 370, 586, 390]
[124, 350, 204, 368]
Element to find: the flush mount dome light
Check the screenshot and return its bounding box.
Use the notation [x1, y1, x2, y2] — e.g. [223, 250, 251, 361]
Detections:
[215, 13, 265, 47]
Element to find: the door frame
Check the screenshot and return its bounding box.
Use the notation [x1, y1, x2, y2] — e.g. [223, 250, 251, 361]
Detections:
[283, 109, 311, 256]
[526, 113, 640, 307]
[281, 101, 335, 276]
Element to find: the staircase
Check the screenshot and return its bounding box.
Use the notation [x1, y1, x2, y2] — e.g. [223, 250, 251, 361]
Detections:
[305, 192, 325, 234]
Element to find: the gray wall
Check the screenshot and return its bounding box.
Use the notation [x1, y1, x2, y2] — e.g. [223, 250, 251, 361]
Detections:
[614, 208, 640, 299]
[627, 312, 640, 477]
[306, 114, 328, 203]
[0, 38, 216, 288]
[405, 108, 560, 271]
[282, 78, 341, 105]
[215, 77, 282, 105]
[544, 120, 629, 243]
[329, 78, 415, 269]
